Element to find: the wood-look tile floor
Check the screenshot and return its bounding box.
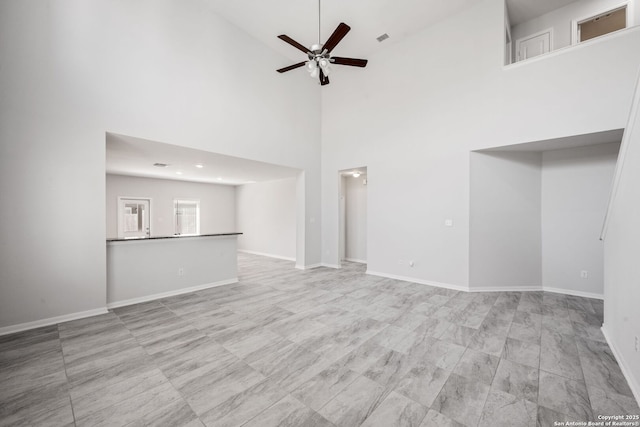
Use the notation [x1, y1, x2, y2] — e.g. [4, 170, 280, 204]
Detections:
[1, 252, 638, 426]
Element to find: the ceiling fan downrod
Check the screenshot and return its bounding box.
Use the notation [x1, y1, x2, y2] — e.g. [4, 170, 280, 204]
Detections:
[307, 0, 331, 79]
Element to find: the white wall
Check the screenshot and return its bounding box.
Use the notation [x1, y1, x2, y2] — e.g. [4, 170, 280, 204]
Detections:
[469, 152, 542, 289]
[235, 178, 297, 261]
[511, 0, 636, 55]
[602, 72, 640, 402]
[107, 235, 237, 306]
[106, 174, 236, 238]
[321, 0, 640, 289]
[345, 174, 368, 263]
[469, 142, 619, 295]
[0, 0, 321, 330]
[541, 143, 619, 297]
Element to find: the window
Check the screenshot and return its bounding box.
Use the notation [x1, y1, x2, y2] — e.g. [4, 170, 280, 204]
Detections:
[174, 199, 200, 236]
[576, 6, 627, 43]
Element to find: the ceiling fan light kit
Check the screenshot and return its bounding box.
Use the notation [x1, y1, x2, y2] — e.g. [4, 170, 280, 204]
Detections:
[276, 0, 368, 86]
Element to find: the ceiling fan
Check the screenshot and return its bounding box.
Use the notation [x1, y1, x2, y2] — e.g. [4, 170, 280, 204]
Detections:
[276, 1, 368, 86]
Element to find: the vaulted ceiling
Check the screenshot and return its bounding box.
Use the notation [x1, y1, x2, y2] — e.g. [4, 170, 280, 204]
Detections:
[203, 0, 580, 65]
[204, 0, 483, 63]
[109, 0, 587, 185]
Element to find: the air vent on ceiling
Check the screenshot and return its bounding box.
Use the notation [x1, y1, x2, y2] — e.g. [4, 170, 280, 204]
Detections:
[376, 33, 389, 42]
[153, 163, 169, 167]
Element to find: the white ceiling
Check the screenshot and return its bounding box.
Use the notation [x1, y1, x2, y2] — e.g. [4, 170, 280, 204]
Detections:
[506, 0, 579, 26]
[480, 129, 623, 152]
[204, 0, 483, 63]
[106, 133, 300, 185]
[203, 0, 580, 65]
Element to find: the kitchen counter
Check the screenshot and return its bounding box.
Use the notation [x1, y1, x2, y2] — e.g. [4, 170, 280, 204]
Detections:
[106, 232, 242, 242]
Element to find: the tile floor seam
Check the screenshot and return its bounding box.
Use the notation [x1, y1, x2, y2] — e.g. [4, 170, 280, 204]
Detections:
[57, 323, 77, 427]
[576, 338, 596, 417]
[359, 386, 395, 426]
[70, 312, 178, 425]
[295, 364, 362, 414]
[537, 317, 542, 420]
[234, 394, 289, 427]
[538, 366, 587, 384]
[478, 354, 500, 427]
[165, 372, 209, 427]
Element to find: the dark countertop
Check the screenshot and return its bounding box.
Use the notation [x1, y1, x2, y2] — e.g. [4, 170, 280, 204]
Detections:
[107, 232, 242, 243]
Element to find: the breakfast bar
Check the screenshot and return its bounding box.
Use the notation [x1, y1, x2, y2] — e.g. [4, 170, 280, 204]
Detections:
[106, 233, 242, 308]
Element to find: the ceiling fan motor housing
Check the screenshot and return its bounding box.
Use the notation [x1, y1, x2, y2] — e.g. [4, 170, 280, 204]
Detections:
[308, 44, 331, 61]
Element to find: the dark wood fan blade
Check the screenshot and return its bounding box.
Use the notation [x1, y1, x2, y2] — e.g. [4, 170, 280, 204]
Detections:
[323, 23, 350, 53]
[332, 57, 368, 67]
[319, 69, 330, 86]
[277, 35, 310, 54]
[276, 62, 306, 73]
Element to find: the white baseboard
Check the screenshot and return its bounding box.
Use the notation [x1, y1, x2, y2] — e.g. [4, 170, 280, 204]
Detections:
[471, 286, 543, 293]
[366, 270, 469, 292]
[322, 263, 341, 269]
[364, 272, 604, 299]
[106, 278, 238, 309]
[299, 263, 345, 270]
[295, 263, 322, 270]
[344, 258, 367, 264]
[542, 286, 604, 300]
[468, 285, 602, 299]
[0, 307, 109, 337]
[238, 249, 295, 262]
[601, 324, 640, 406]
[470, 286, 602, 299]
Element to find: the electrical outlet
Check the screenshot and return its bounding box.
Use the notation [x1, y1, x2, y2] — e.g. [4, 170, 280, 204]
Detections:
[580, 270, 589, 279]
[397, 260, 416, 267]
[178, 267, 184, 277]
[635, 336, 639, 352]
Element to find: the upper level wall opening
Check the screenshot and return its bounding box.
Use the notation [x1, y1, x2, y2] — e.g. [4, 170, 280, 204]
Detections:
[504, 0, 637, 65]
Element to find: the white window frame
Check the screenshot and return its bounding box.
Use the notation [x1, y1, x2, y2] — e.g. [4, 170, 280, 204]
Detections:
[571, 2, 631, 45]
[173, 199, 200, 236]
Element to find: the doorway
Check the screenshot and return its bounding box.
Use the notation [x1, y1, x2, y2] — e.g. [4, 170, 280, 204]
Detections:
[117, 197, 151, 238]
[515, 28, 552, 62]
[338, 167, 368, 266]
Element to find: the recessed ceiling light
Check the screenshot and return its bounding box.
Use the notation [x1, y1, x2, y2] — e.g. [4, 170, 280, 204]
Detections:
[153, 162, 169, 167]
[195, 164, 204, 168]
[217, 177, 223, 181]
[176, 171, 183, 175]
